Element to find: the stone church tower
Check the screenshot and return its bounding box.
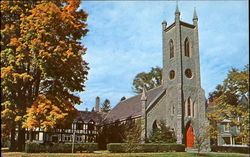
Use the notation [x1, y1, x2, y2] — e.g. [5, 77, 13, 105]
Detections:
[161, 6, 209, 146]
[142, 6, 209, 148]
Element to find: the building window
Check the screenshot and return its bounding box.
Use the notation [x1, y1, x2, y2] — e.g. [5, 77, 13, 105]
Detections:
[169, 40, 174, 58]
[88, 121, 95, 131]
[187, 98, 191, 116]
[64, 135, 71, 142]
[184, 38, 190, 57]
[152, 120, 158, 131]
[169, 70, 175, 80]
[185, 69, 192, 78]
[224, 123, 230, 132]
[76, 123, 83, 130]
[192, 102, 195, 117]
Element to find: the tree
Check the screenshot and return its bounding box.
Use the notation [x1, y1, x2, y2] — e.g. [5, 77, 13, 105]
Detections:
[101, 99, 111, 112]
[132, 67, 162, 94]
[122, 119, 142, 153]
[206, 65, 249, 145]
[194, 127, 208, 154]
[1, 0, 88, 151]
[148, 120, 176, 143]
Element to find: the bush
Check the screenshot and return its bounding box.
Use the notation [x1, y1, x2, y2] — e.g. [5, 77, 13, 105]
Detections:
[74, 143, 98, 153]
[1, 140, 10, 148]
[107, 143, 127, 153]
[25, 142, 98, 153]
[107, 143, 185, 153]
[211, 145, 250, 154]
[148, 121, 176, 143]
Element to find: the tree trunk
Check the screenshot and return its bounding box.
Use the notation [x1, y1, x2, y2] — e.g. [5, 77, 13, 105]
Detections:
[17, 127, 26, 152]
[9, 128, 16, 151]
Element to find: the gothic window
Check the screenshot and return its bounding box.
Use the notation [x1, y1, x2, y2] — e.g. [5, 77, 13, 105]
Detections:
[153, 120, 158, 130]
[169, 40, 174, 58]
[169, 70, 175, 80]
[192, 102, 195, 117]
[172, 105, 175, 114]
[187, 98, 191, 116]
[184, 38, 190, 57]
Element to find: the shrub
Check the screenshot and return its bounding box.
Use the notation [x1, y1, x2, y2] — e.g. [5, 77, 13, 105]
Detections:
[148, 120, 176, 143]
[74, 143, 98, 153]
[107, 143, 185, 153]
[107, 143, 126, 153]
[1, 140, 10, 148]
[211, 145, 250, 154]
[25, 142, 98, 153]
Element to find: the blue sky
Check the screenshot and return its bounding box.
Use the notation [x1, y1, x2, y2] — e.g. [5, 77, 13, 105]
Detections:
[76, 1, 248, 111]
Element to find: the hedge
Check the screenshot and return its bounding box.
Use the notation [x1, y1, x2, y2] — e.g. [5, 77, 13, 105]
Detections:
[107, 143, 185, 153]
[25, 142, 98, 153]
[211, 145, 250, 154]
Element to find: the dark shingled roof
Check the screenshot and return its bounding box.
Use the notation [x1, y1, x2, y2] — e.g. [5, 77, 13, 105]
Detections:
[74, 111, 107, 124]
[104, 86, 165, 123]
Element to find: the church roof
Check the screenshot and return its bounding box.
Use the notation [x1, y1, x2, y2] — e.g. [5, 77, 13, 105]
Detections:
[165, 21, 195, 32]
[74, 111, 107, 124]
[103, 86, 165, 123]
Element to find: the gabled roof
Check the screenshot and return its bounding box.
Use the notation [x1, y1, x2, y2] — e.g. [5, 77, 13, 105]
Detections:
[74, 111, 107, 124]
[104, 86, 165, 123]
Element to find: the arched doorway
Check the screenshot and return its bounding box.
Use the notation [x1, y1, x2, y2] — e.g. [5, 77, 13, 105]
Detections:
[186, 125, 194, 148]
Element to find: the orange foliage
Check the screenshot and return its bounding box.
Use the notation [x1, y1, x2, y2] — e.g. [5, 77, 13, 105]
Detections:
[1, 0, 88, 136]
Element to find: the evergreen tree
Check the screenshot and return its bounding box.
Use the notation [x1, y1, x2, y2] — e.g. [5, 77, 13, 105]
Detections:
[148, 120, 176, 143]
[101, 99, 111, 112]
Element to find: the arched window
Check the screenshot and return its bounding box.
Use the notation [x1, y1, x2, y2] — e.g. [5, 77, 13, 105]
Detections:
[184, 38, 190, 57]
[192, 102, 195, 117]
[187, 98, 191, 116]
[169, 40, 174, 58]
[153, 120, 158, 130]
[169, 70, 175, 80]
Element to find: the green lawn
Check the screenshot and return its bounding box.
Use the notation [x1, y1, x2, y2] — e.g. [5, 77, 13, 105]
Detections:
[1, 152, 249, 157]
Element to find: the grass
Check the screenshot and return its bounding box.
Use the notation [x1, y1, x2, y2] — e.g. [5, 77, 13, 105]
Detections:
[1, 152, 249, 157]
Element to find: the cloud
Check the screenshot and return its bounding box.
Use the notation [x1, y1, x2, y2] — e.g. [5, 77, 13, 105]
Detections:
[76, 1, 248, 111]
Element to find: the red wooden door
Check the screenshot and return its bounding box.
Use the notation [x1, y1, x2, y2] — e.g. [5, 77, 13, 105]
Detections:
[186, 126, 194, 148]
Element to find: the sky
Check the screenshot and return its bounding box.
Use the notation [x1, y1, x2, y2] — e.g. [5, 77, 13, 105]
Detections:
[76, 0, 249, 111]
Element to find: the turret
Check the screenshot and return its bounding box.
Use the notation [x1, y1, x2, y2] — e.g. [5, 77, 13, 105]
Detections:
[162, 20, 167, 30]
[175, 4, 180, 21]
[193, 7, 198, 26]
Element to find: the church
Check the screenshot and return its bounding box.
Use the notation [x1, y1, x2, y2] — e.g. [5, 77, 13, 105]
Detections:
[20, 6, 210, 150]
[104, 6, 210, 148]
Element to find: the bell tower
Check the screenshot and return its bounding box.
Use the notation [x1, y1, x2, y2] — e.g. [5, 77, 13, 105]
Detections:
[162, 6, 209, 147]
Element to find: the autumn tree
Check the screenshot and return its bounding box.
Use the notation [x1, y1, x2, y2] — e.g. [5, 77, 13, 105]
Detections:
[1, 0, 88, 151]
[132, 66, 162, 94]
[206, 65, 249, 145]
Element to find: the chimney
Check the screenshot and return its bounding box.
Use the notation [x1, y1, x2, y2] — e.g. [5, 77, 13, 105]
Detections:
[95, 96, 100, 112]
